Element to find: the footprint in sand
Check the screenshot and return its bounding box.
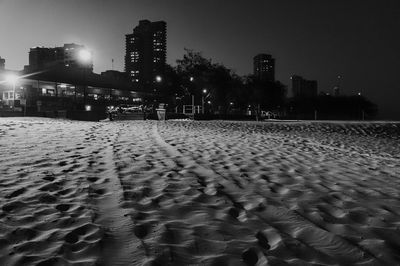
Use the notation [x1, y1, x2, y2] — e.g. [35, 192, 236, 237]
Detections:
[87, 176, 99, 183]
[2, 200, 26, 212]
[256, 231, 271, 250]
[56, 203, 71, 212]
[38, 193, 57, 204]
[242, 247, 259, 266]
[6, 187, 26, 199]
[134, 223, 150, 239]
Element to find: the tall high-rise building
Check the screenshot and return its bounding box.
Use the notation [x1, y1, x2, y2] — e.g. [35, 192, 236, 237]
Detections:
[125, 20, 166, 89]
[0, 57, 5, 70]
[27, 43, 93, 72]
[253, 54, 275, 82]
[291, 75, 318, 98]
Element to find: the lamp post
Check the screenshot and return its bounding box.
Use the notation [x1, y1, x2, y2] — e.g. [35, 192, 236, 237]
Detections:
[78, 49, 92, 110]
[155, 75, 162, 96]
[357, 91, 364, 120]
[155, 75, 163, 104]
[189, 76, 195, 115]
[229, 102, 234, 114]
[5, 74, 19, 111]
[202, 89, 207, 114]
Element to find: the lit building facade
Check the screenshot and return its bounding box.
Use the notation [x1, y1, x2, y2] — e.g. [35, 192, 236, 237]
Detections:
[0, 68, 145, 118]
[27, 43, 93, 72]
[253, 54, 275, 82]
[291, 75, 318, 98]
[125, 20, 166, 90]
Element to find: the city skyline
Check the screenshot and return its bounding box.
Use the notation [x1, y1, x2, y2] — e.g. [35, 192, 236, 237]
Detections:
[0, 0, 399, 118]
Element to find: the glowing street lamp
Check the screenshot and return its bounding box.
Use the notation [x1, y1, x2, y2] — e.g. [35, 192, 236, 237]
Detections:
[5, 74, 19, 110]
[78, 49, 92, 63]
[202, 89, 208, 114]
[77, 49, 92, 106]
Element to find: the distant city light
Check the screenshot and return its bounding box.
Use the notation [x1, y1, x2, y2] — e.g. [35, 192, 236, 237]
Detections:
[190, 77, 194, 82]
[155, 75, 162, 82]
[203, 89, 207, 94]
[230, 102, 234, 105]
[358, 92, 361, 96]
[78, 49, 91, 63]
[85, 105, 92, 111]
[207, 101, 211, 104]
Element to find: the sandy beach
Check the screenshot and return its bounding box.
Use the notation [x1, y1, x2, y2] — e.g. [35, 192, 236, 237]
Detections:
[1, 118, 400, 266]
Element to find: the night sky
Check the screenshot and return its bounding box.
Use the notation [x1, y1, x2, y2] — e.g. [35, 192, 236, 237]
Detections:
[1, 0, 399, 119]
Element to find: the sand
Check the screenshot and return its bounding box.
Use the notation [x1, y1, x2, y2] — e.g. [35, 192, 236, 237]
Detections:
[1, 118, 399, 265]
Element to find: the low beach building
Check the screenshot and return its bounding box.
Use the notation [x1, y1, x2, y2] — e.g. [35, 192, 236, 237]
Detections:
[0, 67, 150, 120]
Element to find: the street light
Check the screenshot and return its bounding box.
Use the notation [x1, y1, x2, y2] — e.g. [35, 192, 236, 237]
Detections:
[5, 74, 19, 110]
[201, 89, 208, 114]
[78, 49, 92, 63]
[155, 75, 162, 83]
[78, 49, 92, 107]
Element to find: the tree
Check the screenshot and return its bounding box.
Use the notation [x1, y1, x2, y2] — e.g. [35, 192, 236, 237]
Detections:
[175, 49, 242, 114]
[288, 94, 378, 120]
[243, 75, 286, 117]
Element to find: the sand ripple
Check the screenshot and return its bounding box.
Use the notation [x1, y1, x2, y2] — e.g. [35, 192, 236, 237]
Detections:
[1, 118, 399, 265]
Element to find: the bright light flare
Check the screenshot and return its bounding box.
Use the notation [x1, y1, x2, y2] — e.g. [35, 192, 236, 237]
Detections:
[78, 49, 92, 63]
[5, 74, 19, 85]
[203, 89, 207, 94]
[155, 75, 162, 83]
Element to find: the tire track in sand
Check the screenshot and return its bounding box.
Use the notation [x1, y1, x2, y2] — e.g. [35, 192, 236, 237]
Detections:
[87, 123, 142, 266]
[152, 123, 382, 265]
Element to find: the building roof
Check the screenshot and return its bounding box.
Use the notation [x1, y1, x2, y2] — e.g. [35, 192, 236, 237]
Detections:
[0, 67, 145, 92]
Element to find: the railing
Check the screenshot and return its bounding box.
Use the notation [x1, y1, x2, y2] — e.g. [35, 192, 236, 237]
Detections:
[182, 105, 202, 115]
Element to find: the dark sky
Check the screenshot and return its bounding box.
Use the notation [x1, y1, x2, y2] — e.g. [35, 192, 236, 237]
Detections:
[1, 0, 399, 119]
